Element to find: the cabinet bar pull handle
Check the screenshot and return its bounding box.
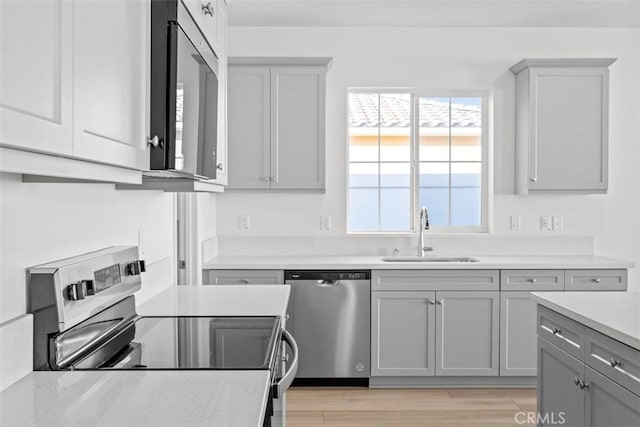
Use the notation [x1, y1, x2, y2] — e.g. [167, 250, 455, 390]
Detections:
[610, 358, 621, 368]
[579, 381, 589, 390]
[573, 377, 581, 386]
[552, 327, 561, 335]
[202, 2, 214, 16]
[428, 300, 436, 305]
[436, 300, 443, 305]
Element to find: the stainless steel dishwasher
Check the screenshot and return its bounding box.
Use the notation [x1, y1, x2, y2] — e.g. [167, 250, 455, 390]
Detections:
[284, 270, 370, 381]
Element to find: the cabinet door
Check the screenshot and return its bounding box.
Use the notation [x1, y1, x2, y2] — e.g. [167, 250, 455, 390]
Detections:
[371, 291, 435, 376]
[270, 67, 326, 190]
[211, 2, 228, 186]
[227, 67, 271, 189]
[500, 292, 538, 376]
[529, 67, 608, 191]
[538, 337, 585, 427]
[0, 0, 73, 155]
[72, 0, 148, 170]
[435, 291, 499, 376]
[584, 366, 640, 427]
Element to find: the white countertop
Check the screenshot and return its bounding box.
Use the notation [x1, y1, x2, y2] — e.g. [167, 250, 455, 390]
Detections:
[1, 285, 291, 427]
[532, 291, 640, 350]
[0, 370, 270, 427]
[137, 284, 291, 318]
[203, 254, 634, 270]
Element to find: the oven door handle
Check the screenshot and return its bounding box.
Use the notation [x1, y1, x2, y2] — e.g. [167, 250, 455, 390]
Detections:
[275, 330, 298, 399]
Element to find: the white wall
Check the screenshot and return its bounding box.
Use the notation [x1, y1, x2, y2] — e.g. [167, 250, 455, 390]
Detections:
[0, 173, 177, 325]
[217, 27, 640, 282]
[0, 173, 220, 389]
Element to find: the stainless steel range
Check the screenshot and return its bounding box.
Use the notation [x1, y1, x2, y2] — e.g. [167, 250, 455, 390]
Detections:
[28, 246, 297, 427]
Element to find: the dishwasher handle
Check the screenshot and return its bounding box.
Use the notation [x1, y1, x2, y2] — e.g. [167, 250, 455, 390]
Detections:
[316, 279, 340, 287]
[275, 330, 298, 399]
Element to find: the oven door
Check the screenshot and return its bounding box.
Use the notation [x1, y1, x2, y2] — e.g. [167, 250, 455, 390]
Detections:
[270, 330, 299, 427]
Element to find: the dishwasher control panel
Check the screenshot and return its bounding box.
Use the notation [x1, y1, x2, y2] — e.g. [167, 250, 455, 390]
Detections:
[285, 270, 370, 281]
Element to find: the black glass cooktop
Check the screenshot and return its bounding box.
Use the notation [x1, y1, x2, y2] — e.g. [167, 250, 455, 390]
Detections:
[73, 316, 281, 370]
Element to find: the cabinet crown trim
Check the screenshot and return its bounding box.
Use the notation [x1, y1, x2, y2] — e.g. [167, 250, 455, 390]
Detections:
[510, 58, 617, 74]
[229, 57, 334, 68]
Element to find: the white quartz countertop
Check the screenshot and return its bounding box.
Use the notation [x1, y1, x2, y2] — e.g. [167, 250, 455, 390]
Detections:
[137, 284, 291, 318]
[532, 291, 640, 350]
[203, 254, 634, 270]
[0, 370, 270, 427]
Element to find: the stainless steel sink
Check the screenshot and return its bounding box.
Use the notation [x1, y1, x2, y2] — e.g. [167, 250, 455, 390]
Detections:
[380, 256, 480, 263]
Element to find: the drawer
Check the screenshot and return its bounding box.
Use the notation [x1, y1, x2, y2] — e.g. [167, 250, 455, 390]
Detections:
[585, 327, 640, 396]
[372, 270, 499, 291]
[500, 269, 564, 291]
[538, 305, 586, 360]
[206, 270, 284, 285]
[565, 269, 627, 291]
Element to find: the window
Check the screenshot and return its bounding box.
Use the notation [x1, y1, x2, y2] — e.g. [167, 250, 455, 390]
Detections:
[347, 91, 487, 232]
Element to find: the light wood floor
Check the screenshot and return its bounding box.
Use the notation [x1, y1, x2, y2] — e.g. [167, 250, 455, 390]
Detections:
[287, 387, 537, 427]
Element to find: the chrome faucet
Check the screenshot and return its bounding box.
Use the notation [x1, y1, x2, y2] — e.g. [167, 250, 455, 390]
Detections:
[417, 207, 433, 256]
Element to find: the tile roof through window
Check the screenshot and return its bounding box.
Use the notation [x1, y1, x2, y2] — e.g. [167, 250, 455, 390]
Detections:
[349, 93, 481, 128]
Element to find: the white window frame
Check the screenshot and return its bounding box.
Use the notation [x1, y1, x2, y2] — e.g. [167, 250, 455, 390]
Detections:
[346, 89, 490, 234]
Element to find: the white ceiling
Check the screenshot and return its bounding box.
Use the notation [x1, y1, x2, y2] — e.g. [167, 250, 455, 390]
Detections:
[228, 0, 640, 28]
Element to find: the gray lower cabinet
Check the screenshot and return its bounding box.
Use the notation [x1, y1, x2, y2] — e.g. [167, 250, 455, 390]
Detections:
[538, 337, 586, 426]
[500, 292, 538, 376]
[584, 366, 640, 427]
[205, 270, 284, 285]
[371, 291, 436, 376]
[435, 291, 499, 376]
[538, 310, 640, 427]
[371, 290, 499, 377]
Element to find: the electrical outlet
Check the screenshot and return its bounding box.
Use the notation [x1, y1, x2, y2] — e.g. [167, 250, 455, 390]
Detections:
[138, 230, 145, 257]
[553, 216, 563, 231]
[510, 216, 521, 231]
[540, 216, 552, 231]
[239, 215, 250, 230]
[321, 215, 331, 230]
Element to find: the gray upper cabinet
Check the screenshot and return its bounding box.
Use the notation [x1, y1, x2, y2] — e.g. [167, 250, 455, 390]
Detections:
[510, 58, 616, 194]
[227, 66, 271, 189]
[227, 58, 331, 191]
[435, 291, 499, 376]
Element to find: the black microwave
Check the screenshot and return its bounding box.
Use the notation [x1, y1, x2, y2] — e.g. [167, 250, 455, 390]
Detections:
[149, 0, 219, 180]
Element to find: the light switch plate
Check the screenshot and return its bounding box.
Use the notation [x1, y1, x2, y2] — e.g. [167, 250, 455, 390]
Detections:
[239, 215, 250, 230]
[553, 216, 563, 231]
[321, 215, 331, 230]
[540, 216, 552, 231]
[510, 216, 521, 231]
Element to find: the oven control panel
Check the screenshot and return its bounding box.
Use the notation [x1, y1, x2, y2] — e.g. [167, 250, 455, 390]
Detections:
[64, 260, 146, 301]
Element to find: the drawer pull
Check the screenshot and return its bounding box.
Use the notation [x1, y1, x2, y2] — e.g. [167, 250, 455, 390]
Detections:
[552, 327, 561, 335]
[573, 377, 581, 386]
[592, 278, 602, 283]
[527, 278, 537, 283]
[240, 279, 250, 284]
[610, 358, 621, 368]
